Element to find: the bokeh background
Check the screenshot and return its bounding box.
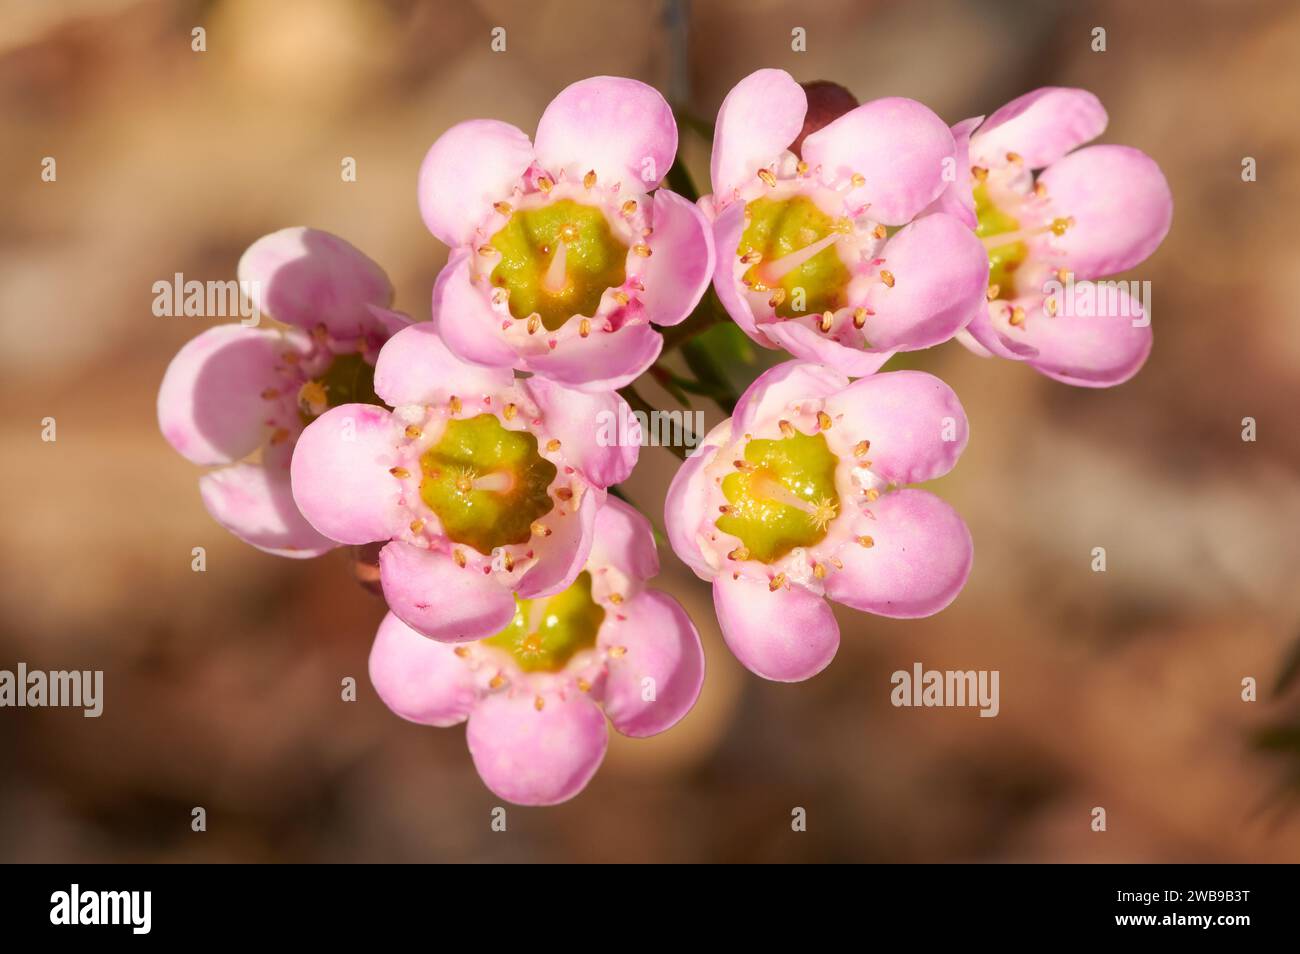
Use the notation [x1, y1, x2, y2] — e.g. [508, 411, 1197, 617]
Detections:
[3, 0, 1299, 863]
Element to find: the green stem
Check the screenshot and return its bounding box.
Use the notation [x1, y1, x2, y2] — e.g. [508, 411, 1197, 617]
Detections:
[618, 384, 690, 461]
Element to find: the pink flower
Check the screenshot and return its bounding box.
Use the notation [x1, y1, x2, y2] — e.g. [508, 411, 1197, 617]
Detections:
[417, 76, 715, 392]
[289, 322, 639, 640]
[702, 69, 990, 377]
[665, 361, 973, 682]
[936, 87, 1173, 386]
[157, 228, 407, 557]
[369, 497, 704, 806]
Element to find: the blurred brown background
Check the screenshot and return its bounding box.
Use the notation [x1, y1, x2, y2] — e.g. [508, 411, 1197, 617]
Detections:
[2, 0, 1299, 863]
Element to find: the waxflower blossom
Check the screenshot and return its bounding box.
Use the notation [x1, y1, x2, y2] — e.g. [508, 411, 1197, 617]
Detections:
[702, 69, 990, 377]
[665, 361, 973, 682]
[290, 323, 639, 640]
[933, 87, 1173, 386]
[369, 496, 705, 805]
[417, 76, 715, 392]
[158, 227, 408, 557]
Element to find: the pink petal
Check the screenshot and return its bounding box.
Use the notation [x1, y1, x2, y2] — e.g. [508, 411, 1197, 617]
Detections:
[431, 250, 520, 369]
[1038, 144, 1173, 279]
[663, 445, 718, 580]
[862, 212, 990, 350]
[710, 201, 767, 343]
[373, 321, 513, 407]
[514, 486, 598, 600]
[823, 370, 969, 483]
[523, 321, 664, 392]
[289, 403, 404, 545]
[600, 590, 704, 737]
[710, 68, 807, 202]
[378, 541, 518, 642]
[417, 119, 534, 247]
[640, 189, 715, 327]
[962, 304, 1038, 361]
[970, 87, 1108, 170]
[801, 97, 955, 225]
[712, 573, 839, 682]
[523, 376, 639, 487]
[158, 324, 296, 466]
[589, 496, 659, 584]
[199, 463, 335, 558]
[1017, 287, 1153, 388]
[533, 76, 677, 193]
[732, 360, 849, 435]
[466, 689, 608, 806]
[237, 228, 393, 336]
[825, 489, 972, 618]
[923, 115, 983, 228]
[762, 321, 897, 377]
[368, 611, 478, 727]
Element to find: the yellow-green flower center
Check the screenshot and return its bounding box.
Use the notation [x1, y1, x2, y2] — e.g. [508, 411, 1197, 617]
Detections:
[974, 184, 1026, 300]
[419, 414, 556, 555]
[716, 430, 840, 564]
[297, 351, 379, 423]
[739, 195, 851, 318]
[488, 199, 628, 332]
[482, 571, 605, 672]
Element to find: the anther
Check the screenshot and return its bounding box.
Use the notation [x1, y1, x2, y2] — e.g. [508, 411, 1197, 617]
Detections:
[527, 314, 541, 334]
[554, 486, 573, 501]
[409, 519, 425, 534]
[853, 440, 871, 457]
[971, 166, 989, 181]
[852, 307, 868, 329]
[850, 173, 866, 188]
[621, 199, 637, 217]
[493, 201, 512, 215]
[778, 419, 796, 438]
[503, 402, 517, 421]
[757, 168, 777, 187]
[579, 318, 591, 338]
[857, 535, 875, 548]
[728, 546, 750, 561]
[986, 284, 1000, 301]
[404, 424, 422, 439]
[632, 244, 652, 257]
[583, 169, 597, 189]
[818, 311, 834, 333]
[768, 288, 786, 308]
[389, 466, 410, 479]
[537, 175, 554, 193]
[531, 521, 551, 538]
[449, 396, 462, 414]
[879, 269, 896, 288]
[546, 438, 561, 452]
[817, 411, 832, 430]
[769, 574, 787, 592]
[453, 549, 467, 568]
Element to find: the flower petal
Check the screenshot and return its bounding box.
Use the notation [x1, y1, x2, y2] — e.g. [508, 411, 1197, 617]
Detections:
[514, 486, 598, 600]
[368, 611, 478, 727]
[533, 76, 677, 193]
[199, 463, 335, 558]
[373, 321, 513, 407]
[523, 377, 639, 487]
[237, 227, 393, 336]
[924, 115, 983, 228]
[1017, 287, 1153, 387]
[158, 324, 297, 466]
[290, 403, 404, 545]
[712, 573, 839, 682]
[589, 495, 659, 584]
[862, 212, 990, 350]
[761, 321, 897, 377]
[710, 201, 768, 343]
[600, 590, 704, 737]
[801, 97, 955, 225]
[417, 119, 535, 247]
[970, 87, 1108, 170]
[523, 321, 664, 392]
[823, 370, 969, 483]
[731, 360, 848, 435]
[825, 488, 972, 618]
[467, 689, 608, 806]
[378, 541, 518, 642]
[430, 250, 520, 369]
[710, 68, 807, 202]
[640, 189, 715, 327]
[664, 444, 718, 580]
[1038, 144, 1173, 279]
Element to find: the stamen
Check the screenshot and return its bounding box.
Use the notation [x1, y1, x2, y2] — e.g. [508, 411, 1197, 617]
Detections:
[768, 288, 786, 309]
[1008, 305, 1026, 327]
[448, 396, 462, 414]
[853, 440, 871, 457]
[453, 549, 467, 568]
[389, 466, 410, 479]
[971, 166, 989, 182]
[404, 424, 422, 439]
[757, 168, 776, 188]
[526, 314, 541, 334]
[879, 269, 895, 288]
[546, 439, 561, 452]
[850, 173, 866, 188]
[852, 307, 868, 329]
[409, 518, 425, 534]
[632, 243, 652, 257]
[778, 419, 797, 438]
[621, 199, 637, 217]
[817, 411, 832, 430]
[609, 592, 624, 605]
[531, 520, 551, 538]
[768, 574, 786, 592]
[537, 175, 554, 193]
[583, 170, 597, 189]
[554, 486, 574, 502]
[493, 201, 512, 215]
[857, 535, 875, 548]
[818, 311, 834, 333]
[576, 677, 592, 693]
[986, 284, 1001, 301]
[873, 224, 887, 240]
[502, 402, 517, 421]
[579, 318, 591, 338]
[728, 546, 750, 561]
